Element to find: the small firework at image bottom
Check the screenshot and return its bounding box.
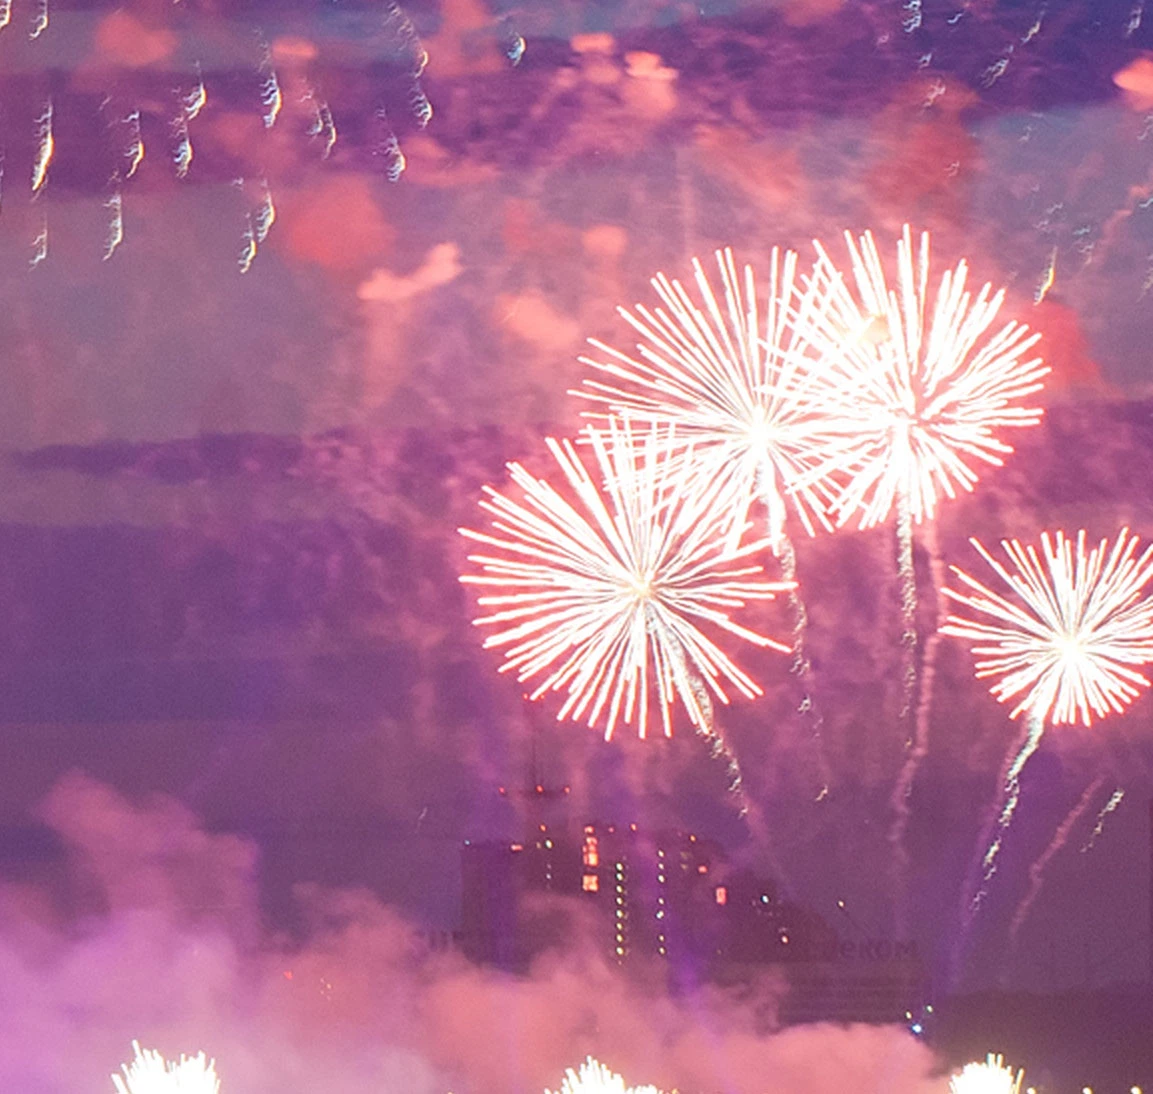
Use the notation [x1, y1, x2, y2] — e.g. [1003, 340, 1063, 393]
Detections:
[112, 1042, 220, 1094]
[949, 1053, 1025, 1094]
[545, 1056, 664, 1094]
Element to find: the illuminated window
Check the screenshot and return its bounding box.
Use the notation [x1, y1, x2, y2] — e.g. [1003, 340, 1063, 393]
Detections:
[697, 864, 708, 874]
[715, 886, 727, 905]
[584, 825, 595, 835]
[582, 874, 599, 892]
[510, 843, 523, 852]
[582, 834, 600, 868]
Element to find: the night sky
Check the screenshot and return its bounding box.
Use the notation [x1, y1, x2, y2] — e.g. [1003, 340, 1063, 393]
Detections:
[2, 0, 1153, 1089]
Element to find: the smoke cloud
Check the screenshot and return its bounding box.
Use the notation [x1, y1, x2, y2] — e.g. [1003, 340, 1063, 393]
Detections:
[0, 773, 950, 1093]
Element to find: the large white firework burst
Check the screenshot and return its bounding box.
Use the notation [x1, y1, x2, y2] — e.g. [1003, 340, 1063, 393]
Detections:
[801, 224, 1048, 529]
[943, 528, 1153, 725]
[113, 1042, 220, 1094]
[949, 1053, 1024, 1094]
[545, 1056, 663, 1094]
[575, 246, 844, 552]
[459, 421, 792, 740]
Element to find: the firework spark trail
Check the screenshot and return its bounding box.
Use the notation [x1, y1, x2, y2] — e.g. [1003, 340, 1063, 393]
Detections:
[949, 1054, 1024, 1094]
[889, 516, 947, 934]
[0, 0, 10, 30]
[1081, 787, 1124, 852]
[575, 246, 843, 780]
[460, 421, 793, 741]
[113, 1042, 220, 1094]
[1006, 774, 1106, 956]
[29, 213, 47, 267]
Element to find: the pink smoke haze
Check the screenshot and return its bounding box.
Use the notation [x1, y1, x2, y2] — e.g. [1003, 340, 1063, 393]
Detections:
[0, 774, 948, 1093]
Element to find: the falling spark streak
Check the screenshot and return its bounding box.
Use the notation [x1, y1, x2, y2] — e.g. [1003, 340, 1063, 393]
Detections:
[238, 218, 257, 273]
[1125, 0, 1144, 37]
[374, 108, 406, 181]
[459, 421, 792, 740]
[0, 0, 10, 30]
[1034, 247, 1057, 304]
[943, 530, 1153, 725]
[258, 44, 283, 128]
[949, 1054, 1024, 1094]
[103, 189, 123, 260]
[802, 225, 1048, 533]
[306, 94, 337, 158]
[1006, 775, 1106, 954]
[1081, 787, 1124, 852]
[31, 101, 54, 195]
[113, 1041, 220, 1094]
[183, 65, 207, 121]
[254, 179, 275, 242]
[29, 215, 47, 267]
[1022, 5, 1045, 43]
[122, 110, 145, 178]
[172, 114, 192, 178]
[29, 0, 47, 38]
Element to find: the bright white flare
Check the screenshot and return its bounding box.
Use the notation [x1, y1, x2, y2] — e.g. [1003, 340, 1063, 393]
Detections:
[576, 246, 844, 552]
[113, 1042, 220, 1094]
[943, 529, 1153, 725]
[801, 225, 1047, 529]
[459, 421, 792, 740]
[949, 1053, 1024, 1094]
[546, 1057, 663, 1094]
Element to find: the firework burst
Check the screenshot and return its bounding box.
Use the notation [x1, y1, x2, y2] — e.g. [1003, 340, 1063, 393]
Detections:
[948, 1053, 1024, 1094]
[459, 421, 792, 740]
[113, 1042, 220, 1094]
[943, 529, 1153, 726]
[803, 225, 1048, 531]
[576, 246, 845, 552]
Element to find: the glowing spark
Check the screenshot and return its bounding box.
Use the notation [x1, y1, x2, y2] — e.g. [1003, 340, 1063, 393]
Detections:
[803, 225, 1047, 531]
[949, 1054, 1024, 1094]
[29, 215, 47, 268]
[0, 0, 10, 30]
[29, 0, 47, 39]
[546, 1057, 663, 1094]
[258, 45, 282, 128]
[1125, 0, 1144, 37]
[1082, 788, 1124, 852]
[183, 65, 207, 121]
[1034, 247, 1057, 304]
[31, 101, 54, 195]
[374, 109, 406, 181]
[459, 421, 791, 740]
[507, 32, 526, 64]
[1022, 5, 1045, 43]
[943, 529, 1153, 726]
[576, 246, 846, 554]
[903, 0, 922, 32]
[122, 110, 145, 177]
[103, 189, 123, 260]
[254, 179, 275, 243]
[172, 114, 192, 178]
[113, 1041, 220, 1094]
[306, 95, 337, 158]
[238, 218, 257, 273]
